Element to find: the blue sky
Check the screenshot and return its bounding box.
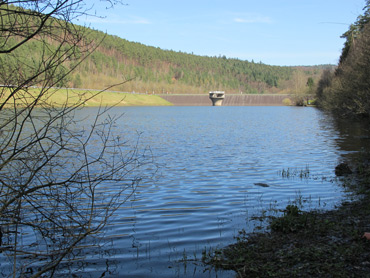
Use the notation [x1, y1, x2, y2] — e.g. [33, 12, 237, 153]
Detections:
[80, 0, 366, 66]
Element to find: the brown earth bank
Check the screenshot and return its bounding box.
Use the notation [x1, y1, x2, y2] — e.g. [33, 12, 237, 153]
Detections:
[159, 94, 291, 106]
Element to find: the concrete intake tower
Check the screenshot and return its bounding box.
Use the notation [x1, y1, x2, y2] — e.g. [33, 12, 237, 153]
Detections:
[209, 91, 225, 106]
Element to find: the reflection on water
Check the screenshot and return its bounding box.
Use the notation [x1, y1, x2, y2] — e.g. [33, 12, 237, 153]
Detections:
[7, 106, 370, 277]
[332, 117, 370, 160]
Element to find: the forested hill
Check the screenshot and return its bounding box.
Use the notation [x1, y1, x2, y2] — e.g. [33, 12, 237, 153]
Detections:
[0, 5, 324, 95]
[74, 28, 325, 94]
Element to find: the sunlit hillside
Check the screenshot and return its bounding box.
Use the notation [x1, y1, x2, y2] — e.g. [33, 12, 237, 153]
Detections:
[73, 29, 327, 94]
[0, 5, 326, 95]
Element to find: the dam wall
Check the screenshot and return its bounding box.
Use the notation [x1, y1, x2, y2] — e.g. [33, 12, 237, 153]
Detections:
[159, 94, 291, 106]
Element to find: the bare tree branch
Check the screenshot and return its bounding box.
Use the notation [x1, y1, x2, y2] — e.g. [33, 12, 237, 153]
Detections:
[0, 1, 151, 276]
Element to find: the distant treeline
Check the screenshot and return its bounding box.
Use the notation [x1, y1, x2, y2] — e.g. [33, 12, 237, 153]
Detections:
[75, 30, 327, 94]
[316, 1, 370, 119]
[0, 5, 325, 95]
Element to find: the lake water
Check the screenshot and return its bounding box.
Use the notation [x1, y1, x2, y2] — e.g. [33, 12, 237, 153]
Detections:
[11, 106, 366, 277]
[63, 105, 359, 278]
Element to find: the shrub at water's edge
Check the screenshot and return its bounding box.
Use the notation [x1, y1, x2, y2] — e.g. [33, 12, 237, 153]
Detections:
[315, 1, 370, 119]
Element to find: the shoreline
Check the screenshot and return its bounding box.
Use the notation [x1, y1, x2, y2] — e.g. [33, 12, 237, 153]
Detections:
[1, 88, 173, 107]
[2, 88, 294, 107]
[204, 158, 370, 277]
[159, 94, 292, 106]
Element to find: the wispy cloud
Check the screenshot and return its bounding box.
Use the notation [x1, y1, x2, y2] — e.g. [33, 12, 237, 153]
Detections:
[233, 14, 273, 24]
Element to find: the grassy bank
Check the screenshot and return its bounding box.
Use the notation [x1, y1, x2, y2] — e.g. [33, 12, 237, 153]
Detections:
[204, 157, 370, 277]
[79, 90, 173, 107]
[1, 88, 173, 107]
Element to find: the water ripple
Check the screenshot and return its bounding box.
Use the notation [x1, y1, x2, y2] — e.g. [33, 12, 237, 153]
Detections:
[57, 106, 357, 277]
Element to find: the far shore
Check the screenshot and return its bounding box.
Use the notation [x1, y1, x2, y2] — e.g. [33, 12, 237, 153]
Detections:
[2, 87, 296, 107]
[1, 88, 173, 107]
